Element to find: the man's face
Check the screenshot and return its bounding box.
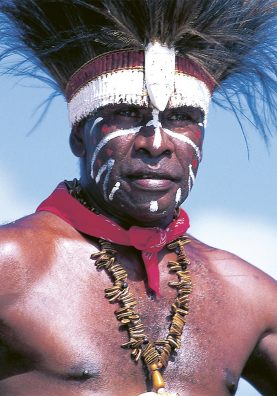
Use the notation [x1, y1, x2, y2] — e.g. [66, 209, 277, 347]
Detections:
[78, 103, 204, 227]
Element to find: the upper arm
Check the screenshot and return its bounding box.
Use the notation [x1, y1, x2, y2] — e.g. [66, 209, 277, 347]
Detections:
[0, 212, 67, 305]
[242, 330, 277, 394]
[242, 275, 277, 394]
[0, 226, 27, 302]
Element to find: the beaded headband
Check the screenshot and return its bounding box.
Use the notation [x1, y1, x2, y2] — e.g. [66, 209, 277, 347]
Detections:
[66, 43, 215, 126]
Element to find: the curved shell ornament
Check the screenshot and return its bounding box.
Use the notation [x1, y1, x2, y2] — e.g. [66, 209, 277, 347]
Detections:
[145, 42, 175, 111]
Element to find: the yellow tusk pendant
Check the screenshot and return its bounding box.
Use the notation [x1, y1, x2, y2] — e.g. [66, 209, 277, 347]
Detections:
[138, 365, 179, 396]
[150, 363, 165, 391]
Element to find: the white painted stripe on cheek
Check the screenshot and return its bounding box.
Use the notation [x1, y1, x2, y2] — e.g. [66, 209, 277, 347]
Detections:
[95, 158, 115, 183]
[90, 126, 141, 179]
[109, 182, 121, 201]
[188, 164, 196, 192]
[150, 201, 159, 212]
[163, 128, 201, 161]
[175, 188, 182, 204]
[89, 117, 103, 135]
[103, 160, 115, 201]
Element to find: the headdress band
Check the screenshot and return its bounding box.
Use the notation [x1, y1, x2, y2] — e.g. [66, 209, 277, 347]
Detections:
[66, 48, 215, 126]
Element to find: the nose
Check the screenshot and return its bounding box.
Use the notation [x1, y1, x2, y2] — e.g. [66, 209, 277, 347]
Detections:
[134, 124, 174, 157]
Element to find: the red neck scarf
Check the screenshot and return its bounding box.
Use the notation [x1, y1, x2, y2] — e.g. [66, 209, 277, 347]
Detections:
[36, 182, 190, 295]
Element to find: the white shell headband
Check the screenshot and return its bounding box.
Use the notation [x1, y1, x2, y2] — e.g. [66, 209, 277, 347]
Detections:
[65, 42, 215, 126]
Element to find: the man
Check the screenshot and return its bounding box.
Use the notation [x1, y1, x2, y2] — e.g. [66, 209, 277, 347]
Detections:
[0, 1, 276, 395]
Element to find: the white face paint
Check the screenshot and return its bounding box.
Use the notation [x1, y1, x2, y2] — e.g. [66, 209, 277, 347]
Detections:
[188, 164, 196, 193]
[89, 117, 103, 135]
[94, 158, 115, 184]
[68, 65, 211, 126]
[102, 160, 115, 200]
[146, 108, 162, 149]
[150, 201, 159, 213]
[175, 188, 182, 205]
[162, 128, 201, 161]
[109, 182, 121, 201]
[90, 126, 142, 179]
[89, 109, 201, 210]
[89, 102, 201, 182]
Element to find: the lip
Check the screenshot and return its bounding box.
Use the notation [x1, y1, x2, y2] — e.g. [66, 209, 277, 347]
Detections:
[126, 171, 177, 191]
[130, 178, 174, 190]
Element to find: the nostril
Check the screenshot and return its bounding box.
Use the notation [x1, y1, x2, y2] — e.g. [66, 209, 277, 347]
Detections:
[136, 148, 149, 155]
[134, 126, 174, 157]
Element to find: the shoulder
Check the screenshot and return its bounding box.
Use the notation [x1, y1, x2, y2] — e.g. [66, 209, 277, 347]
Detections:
[187, 234, 277, 330]
[0, 211, 82, 299]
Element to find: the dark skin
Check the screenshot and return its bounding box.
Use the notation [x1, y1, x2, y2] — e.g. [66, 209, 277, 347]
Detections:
[0, 104, 276, 395]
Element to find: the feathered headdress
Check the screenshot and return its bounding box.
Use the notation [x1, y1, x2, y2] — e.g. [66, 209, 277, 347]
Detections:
[0, 0, 276, 140]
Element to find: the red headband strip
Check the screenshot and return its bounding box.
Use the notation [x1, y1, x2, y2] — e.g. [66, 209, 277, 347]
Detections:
[65, 50, 215, 102]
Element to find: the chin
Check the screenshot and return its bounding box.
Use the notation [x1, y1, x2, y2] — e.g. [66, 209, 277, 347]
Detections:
[119, 200, 177, 228]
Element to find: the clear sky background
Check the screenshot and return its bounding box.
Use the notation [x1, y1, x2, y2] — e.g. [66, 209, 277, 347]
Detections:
[0, 73, 276, 395]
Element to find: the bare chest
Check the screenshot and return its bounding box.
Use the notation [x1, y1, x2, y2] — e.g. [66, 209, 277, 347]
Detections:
[0, 243, 258, 395]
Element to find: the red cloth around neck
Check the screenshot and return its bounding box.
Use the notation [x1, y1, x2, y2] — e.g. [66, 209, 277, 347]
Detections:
[36, 182, 190, 295]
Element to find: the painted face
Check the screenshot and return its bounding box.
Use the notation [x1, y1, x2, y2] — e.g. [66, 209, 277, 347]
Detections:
[80, 103, 204, 227]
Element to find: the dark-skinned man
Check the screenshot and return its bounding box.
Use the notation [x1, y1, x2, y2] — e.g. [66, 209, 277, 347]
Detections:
[0, 1, 276, 395]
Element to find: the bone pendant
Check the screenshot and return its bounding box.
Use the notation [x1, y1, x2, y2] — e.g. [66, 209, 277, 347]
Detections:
[145, 42, 175, 111]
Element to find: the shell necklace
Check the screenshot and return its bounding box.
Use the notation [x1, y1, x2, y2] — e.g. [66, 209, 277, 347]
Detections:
[91, 236, 192, 395]
[66, 179, 193, 394]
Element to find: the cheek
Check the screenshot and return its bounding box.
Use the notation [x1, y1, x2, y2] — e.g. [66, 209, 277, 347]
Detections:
[94, 147, 114, 171]
[187, 127, 204, 167]
[191, 127, 204, 148]
[92, 123, 119, 148]
[176, 144, 199, 169]
[100, 124, 118, 135]
[191, 157, 199, 171]
[90, 124, 117, 167]
[105, 147, 113, 157]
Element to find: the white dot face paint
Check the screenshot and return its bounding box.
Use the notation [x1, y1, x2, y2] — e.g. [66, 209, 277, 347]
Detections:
[109, 182, 121, 201]
[150, 201, 159, 213]
[146, 109, 162, 149]
[175, 188, 182, 205]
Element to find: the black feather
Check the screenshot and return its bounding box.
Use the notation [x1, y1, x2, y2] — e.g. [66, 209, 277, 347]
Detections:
[0, 0, 276, 139]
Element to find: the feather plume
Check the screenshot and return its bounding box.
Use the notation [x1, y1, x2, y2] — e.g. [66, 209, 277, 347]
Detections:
[0, 0, 276, 139]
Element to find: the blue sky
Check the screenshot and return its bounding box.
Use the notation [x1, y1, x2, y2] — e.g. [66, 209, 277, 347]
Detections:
[0, 73, 276, 395]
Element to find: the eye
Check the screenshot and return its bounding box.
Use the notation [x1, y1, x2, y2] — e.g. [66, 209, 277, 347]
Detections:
[165, 106, 204, 126]
[168, 113, 194, 122]
[115, 108, 140, 118]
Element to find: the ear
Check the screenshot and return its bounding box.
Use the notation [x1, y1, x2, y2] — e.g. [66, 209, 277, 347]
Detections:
[70, 124, 85, 157]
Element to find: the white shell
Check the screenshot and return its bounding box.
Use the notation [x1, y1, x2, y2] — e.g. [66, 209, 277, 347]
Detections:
[145, 42, 175, 111]
[138, 393, 158, 396]
[138, 390, 179, 396]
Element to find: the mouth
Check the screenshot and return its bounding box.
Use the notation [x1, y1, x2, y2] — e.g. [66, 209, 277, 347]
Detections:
[126, 171, 178, 191]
